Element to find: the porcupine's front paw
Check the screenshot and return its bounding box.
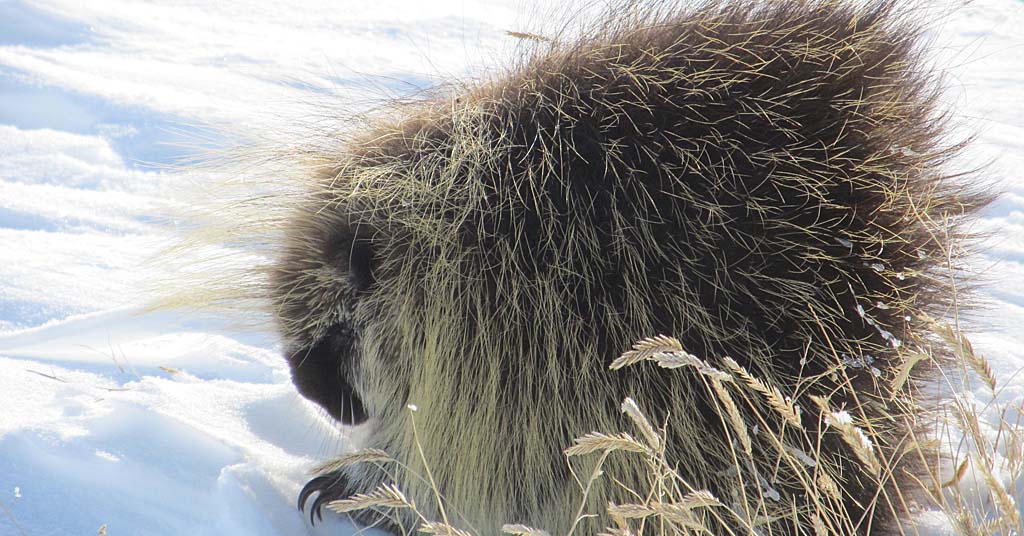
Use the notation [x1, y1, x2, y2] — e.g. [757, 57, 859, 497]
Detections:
[299, 471, 404, 534]
[298, 471, 352, 524]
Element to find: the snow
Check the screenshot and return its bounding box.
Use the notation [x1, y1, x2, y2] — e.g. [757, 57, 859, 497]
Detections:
[0, 0, 1022, 535]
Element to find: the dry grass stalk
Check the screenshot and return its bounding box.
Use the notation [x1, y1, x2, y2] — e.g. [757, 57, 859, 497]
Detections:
[612, 336, 731, 384]
[419, 521, 476, 536]
[326, 483, 413, 513]
[607, 498, 719, 530]
[978, 459, 1022, 529]
[723, 357, 803, 429]
[621, 397, 662, 451]
[816, 472, 841, 501]
[934, 322, 997, 394]
[812, 396, 881, 477]
[313, 448, 394, 475]
[611, 335, 685, 370]
[504, 30, 551, 43]
[890, 348, 928, 395]
[605, 503, 655, 520]
[564, 432, 649, 457]
[652, 353, 732, 383]
[942, 457, 970, 489]
[501, 524, 551, 536]
[932, 339, 1024, 536]
[708, 377, 752, 457]
[811, 514, 828, 536]
[671, 490, 722, 511]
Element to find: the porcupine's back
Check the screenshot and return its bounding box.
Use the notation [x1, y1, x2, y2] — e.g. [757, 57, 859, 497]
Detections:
[273, 1, 990, 534]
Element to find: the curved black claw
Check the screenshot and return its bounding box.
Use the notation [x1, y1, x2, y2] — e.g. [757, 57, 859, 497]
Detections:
[298, 472, 352, 525]
[298, 476, 330, 515]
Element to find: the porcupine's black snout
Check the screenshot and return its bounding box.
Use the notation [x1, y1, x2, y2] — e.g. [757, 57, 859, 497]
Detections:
[287, 324, 368, 425]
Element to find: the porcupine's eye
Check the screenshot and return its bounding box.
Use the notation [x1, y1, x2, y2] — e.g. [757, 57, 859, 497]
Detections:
[326, 232, 375, 292]
[346, 239, 374, 291]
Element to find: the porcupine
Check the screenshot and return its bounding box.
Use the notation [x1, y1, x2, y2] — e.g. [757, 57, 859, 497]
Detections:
[243, 1, 991, 534]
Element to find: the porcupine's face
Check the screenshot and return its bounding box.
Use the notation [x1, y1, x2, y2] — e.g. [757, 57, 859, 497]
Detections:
[272, 218, 377, 426]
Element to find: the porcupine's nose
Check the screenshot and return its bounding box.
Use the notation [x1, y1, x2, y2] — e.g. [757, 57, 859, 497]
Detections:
[287, 324, 368, 425]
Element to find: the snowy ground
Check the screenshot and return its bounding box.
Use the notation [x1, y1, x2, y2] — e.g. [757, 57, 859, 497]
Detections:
[0, 1, 1022, 535]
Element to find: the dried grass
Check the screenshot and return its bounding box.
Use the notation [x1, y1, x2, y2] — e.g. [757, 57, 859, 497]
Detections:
[501, 524, 551, 536]
[313, 448, 394, 475]
[915, 271, 1024, 536]
[312, 319, 1022, 536]
[723, 357, 803, 430]
[326, 483, 413, 513]
[564, 432, 651, 457]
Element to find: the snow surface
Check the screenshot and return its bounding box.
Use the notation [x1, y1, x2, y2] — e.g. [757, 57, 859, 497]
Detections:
[0, 1, 1022, 535]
